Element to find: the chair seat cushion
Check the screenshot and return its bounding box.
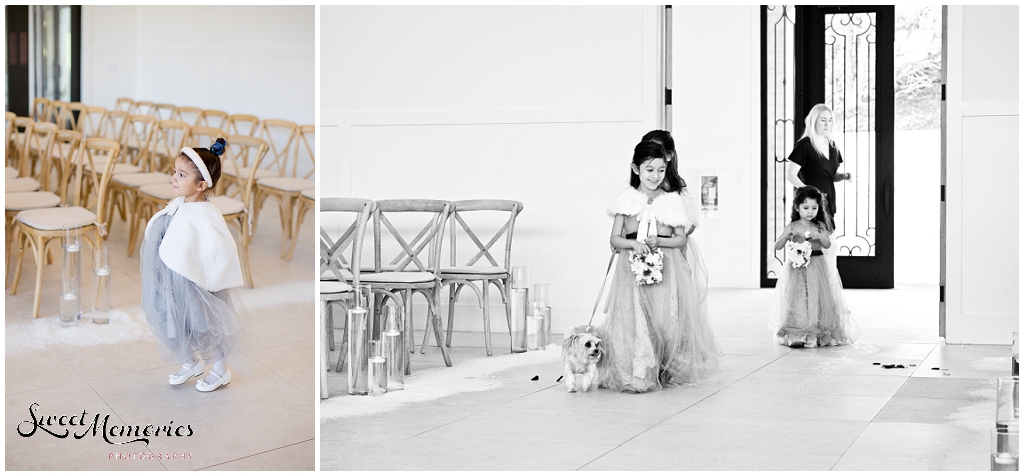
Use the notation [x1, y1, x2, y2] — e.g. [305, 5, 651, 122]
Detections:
[223, 165, 276, 180]
[139, 183, 176, 200]
[301, 188, 314, 200]
[320, 281, 353, 294]
[440, 266, 508, 276]
[5, 177, 40, 193]
[320, 268, 354, 281]
[5, 191, 61, 211]
[112, 172, 170, 187]
[85, 158, 142, 175]
[5, 167, 19, 179]
[17, 206, 96, 230]
[360, 272, 436, 284]
[258, 177, 315, 192]
[209, 196, 244, 215]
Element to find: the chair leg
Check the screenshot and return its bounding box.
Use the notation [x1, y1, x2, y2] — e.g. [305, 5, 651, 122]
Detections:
[240, 215, 254, 288]
[285, 199, 308, 262]
[502, 278, 514, 334]
[31, 234, 47, 318]
[446, 283, 460, 348]
[428, 286, 452, 367]
[404, 289, 415, 355]
[10, 225, 26, 294]
[482, 281, 493, 356]
[326, 301, 335, 352]
[336, 302, 349, 372]
[320, 300, 330, 399]
[278, 195, 294, 259]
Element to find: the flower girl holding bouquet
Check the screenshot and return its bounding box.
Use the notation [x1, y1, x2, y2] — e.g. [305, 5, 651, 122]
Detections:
[771, 186, 857, 348]
[594, 139, 724, 393]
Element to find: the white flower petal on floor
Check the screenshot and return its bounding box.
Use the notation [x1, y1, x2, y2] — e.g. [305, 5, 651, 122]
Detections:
[233, 279, 311, 310]
[5, 307, 153, 356]
[321, 344, 563, 420]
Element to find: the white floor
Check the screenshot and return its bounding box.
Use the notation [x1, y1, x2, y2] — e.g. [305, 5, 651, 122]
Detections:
[5, 200, 316, 470]
[322, 287, 1012, 471]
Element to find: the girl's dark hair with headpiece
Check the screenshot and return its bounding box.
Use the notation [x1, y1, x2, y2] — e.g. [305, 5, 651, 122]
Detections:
[180, 138, 226, 188]
[641, 129, 686, 191]
[791, 185, 834, 232]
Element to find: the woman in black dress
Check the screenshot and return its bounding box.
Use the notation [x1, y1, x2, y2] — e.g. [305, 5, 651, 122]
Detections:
[785, 104, 852, 222]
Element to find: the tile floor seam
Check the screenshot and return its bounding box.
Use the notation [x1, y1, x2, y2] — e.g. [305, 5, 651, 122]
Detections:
[573, 350, 792, 470]
[193, 437, 314, 470]
[246, 343, 314, 399]
[826, 343, 939, 471]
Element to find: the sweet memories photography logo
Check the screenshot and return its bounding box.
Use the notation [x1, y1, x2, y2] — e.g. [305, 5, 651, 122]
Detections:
[17, 403, 194, 446]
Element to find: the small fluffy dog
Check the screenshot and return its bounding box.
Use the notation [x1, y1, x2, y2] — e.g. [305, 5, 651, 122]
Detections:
[562, 326, 605, 393]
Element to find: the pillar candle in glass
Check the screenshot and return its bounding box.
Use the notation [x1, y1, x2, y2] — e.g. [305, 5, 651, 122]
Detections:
[1013, 332, 1019, 377]
[346, 306, 369, 395]
[60, 225, 82, 326]
[510, 288, 528, 353]
[383, 304, 405, 391]
[534, 284, 552, 347]
[992, 429, 1019, 471]
[368, 340, 387, 396]
[511, 266, 529, 290]
[92, 246, 112, 324]
[526, 305, 541, 351]
[997, 376, 1019, 453]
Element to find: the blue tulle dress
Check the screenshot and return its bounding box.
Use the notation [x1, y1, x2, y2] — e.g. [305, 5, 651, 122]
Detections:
[140, 209, 250, 371]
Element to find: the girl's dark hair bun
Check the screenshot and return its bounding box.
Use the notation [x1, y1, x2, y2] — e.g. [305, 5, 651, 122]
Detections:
[210, 138, 226, 157]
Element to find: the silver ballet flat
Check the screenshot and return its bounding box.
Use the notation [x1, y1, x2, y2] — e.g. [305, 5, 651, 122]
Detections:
[196, 369, 231, 392]
[169, 362, 203, 385]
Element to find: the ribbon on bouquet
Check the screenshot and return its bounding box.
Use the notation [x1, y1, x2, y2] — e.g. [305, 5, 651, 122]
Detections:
[587, 251, 619, 330]
[635, 204, 657, 243]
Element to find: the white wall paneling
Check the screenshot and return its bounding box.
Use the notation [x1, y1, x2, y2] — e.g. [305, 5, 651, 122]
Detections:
[943, 6, 1019, 344]
[672, 6, 761, 288]
[81, 6, 314, 125]
[321, 6, 663, 334]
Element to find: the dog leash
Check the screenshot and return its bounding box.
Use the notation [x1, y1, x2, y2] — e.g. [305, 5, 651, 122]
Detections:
[586, 250, 619, 331]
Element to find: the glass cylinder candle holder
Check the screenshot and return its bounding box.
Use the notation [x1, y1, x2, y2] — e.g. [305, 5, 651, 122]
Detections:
[526, 308, 540, 351]
[1013, 332, 1019, 377]
[511, 266, 529, 289]
[91, 246, 112, 324]
[368, 340, 387, 396]
[59, 277, 80, 327]
[541, 306, 552, 348]
[992, 429, 1019, 471]
[346, 307, 369, 395]
[383, 304, 405, 391]
[510, 288, 528, 353]
[997, 376, 1019, 442]
[61, 225, 82, 326]
[534, 283, 551, 307]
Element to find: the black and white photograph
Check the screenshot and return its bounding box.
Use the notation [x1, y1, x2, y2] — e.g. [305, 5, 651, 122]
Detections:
[5, 5, 315, 470]
[318, 5, 1018, 472]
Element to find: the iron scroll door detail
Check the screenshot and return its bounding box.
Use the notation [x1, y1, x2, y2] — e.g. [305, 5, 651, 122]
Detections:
[761, 5, 894, 289]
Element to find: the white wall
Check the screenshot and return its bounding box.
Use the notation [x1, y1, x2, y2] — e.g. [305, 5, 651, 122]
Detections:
[81, 5, 314, 124]
[944, 6, 1019, 344]
[321, 6, 664, 333]
[672, 5, 761, 288]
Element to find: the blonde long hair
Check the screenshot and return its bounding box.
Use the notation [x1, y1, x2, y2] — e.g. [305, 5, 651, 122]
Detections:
[800, 104, 833, 158]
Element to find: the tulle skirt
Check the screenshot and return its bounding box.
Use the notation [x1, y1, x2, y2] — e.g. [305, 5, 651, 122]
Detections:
[593, 240, 725, 393]
[770, 252, 858, 347]
[141, 214, 251, 372]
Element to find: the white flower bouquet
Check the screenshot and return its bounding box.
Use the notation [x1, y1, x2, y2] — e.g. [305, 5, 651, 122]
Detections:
[785, 240, 813, 268]
[628, 248, 664, 285]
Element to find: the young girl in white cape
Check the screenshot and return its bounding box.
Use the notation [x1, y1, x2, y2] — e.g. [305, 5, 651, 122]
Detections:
[595, 139, 724, 393]
[141, 139, 250, 392]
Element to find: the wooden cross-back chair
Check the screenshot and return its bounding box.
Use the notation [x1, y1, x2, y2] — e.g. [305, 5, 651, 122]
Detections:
[78, 106, 107, 138]
[256, 119, 298, 177]
[121, 114, 158, 169]
[4, 112, 17, 173]
[153, 103, 177, 121]
[436, 200, 524, 356]
[318, 198, 407, 379]
[114, 97, 134, 112]
[186, 125, 226, 150]
[199, 110, 228, 130]
[173, 106, 202, 126]
[362, 199, 453, 367]
[287, 188, 315, 261]
[97, 110, 129, 143]
[253, 124, 314, 259]
[31, 97, 51, 122]
[56, 102, 85, 131]
[226, 114, 260, 137]
[43, 129, 81, 194]
[12, 122, 57, 191]
[131, 101, 155, 117]
[5, 131, 79, 278]
[10, 138, 119, 318]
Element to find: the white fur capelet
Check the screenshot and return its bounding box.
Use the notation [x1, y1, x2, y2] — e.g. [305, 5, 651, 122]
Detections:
[606, 187, 694, 229]
[144, 197, 244, 292]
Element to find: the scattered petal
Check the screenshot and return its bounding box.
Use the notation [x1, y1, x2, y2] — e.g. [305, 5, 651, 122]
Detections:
[872, 362, 881, 365]
[556, 376, 563, 382]
[530, 375, 539, 381]
[931, 367, 940, 370]
[882, 364, 895, 369]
